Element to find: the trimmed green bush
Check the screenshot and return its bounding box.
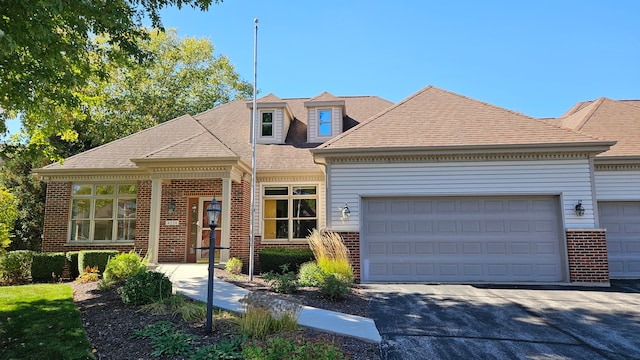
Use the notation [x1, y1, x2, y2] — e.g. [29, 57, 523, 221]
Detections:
[65, 252, 80, 279]
[258, 248, 314, 274]
[78, 250, 119, 275]
[0, 250, 33, 285]
[31, 252, 66, 282]
[298, 261, 325, 287]
[102, 250, 146, 286]
[319, 273, 351, 301]
[120, 271, 172, 305]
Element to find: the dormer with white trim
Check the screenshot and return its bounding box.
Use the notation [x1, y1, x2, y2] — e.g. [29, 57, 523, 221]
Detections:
[304, 92, 345, 143]
[246, 94, 294, 144]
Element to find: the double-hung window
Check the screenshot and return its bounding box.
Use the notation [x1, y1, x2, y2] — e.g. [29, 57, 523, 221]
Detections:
[318, 109, 332, 136]
[263, 185, 317, 241]
[69, 184, 137, 242]
[261, 111, 273, 137]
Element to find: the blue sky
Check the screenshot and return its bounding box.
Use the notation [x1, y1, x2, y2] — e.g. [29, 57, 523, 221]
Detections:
[5, 1, 638, 136]
[157, 0, 639, 119]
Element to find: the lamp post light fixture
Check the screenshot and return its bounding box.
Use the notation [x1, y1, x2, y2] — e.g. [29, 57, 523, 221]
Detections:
[204, 197, 221, 333]
[575, 200, 585, 217]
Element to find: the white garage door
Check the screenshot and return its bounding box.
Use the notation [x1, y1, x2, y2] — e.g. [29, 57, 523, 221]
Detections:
[599, 201, 640, 278]
[361, 196, 564, 283]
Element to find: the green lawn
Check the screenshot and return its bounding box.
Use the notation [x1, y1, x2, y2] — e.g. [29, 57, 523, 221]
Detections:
[0, 284, 94, 360]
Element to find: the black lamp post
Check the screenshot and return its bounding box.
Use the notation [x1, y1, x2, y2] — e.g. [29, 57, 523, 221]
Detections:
[204, 197, 221, 333]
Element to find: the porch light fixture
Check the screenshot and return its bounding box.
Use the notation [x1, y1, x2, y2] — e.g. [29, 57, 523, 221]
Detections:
[167, 199, 176, 215]
[204, 197, 222, 333]
[341, 203, 351, 220]
[575, 201, 585, 217]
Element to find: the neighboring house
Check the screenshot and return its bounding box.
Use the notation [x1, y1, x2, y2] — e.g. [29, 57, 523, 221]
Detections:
[550, 99, 640, 279]
[36, 85, 636, 285]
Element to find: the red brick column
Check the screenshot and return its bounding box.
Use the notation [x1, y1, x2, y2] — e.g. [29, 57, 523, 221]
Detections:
[566, 229, 609, 284]
[337, 232, 361, 282]
[42, 182, 72, 252]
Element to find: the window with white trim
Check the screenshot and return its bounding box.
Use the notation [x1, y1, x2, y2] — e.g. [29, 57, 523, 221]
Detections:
[69, 184, 137, 242]
[263, 185, 317, 241]
[261, 111, 274, 137]
[318, 109, 332, 136]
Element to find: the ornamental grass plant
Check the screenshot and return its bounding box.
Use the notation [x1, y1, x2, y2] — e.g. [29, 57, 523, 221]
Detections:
[307, 229, 354, 282]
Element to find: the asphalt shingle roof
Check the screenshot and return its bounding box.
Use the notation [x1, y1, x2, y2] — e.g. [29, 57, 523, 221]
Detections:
[557, 98, 640, 158]
[316, 85, 608, 152]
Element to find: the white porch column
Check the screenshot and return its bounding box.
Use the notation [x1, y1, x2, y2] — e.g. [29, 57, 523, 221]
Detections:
[221, 178, 232, 262]
[148, 178, 162, 264]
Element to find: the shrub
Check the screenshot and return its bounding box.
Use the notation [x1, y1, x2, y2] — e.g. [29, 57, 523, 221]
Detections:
[102, 250, 146, 287]
[225, 257, 243, 275]
[262, 264, 298, 294]
[76, 266, 100, 283]
[258, 247, 314, 274]
[0, 250, 33, 285]
[77, 250, 119, 275]
[65, 252, 80, 279]
[307, 229, 354, 282]
[30, 252, 65, 282]
[120, 271, 172, 305]
[297, 261, 324, 287]
[319, 273, 351, 301]
[0, 186, 18, 254]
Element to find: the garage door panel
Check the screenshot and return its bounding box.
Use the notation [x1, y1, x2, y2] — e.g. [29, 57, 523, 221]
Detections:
[362, 196, 564, 283]
[598, 201, 640, 278]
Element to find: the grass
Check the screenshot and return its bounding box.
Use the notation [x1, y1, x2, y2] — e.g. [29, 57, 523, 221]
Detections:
[307, 229, 354, 281]
[0, 284, 94, 360]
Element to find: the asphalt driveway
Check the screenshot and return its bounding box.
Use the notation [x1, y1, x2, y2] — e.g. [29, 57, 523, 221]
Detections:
[364, 281, 640, 359]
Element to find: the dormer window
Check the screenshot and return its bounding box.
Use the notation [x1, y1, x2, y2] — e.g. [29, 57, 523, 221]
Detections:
[318, 109, 332, 136]
[261, 111, 274, 137]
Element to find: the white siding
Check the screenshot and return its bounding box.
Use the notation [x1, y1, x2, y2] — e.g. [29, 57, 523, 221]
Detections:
[595, 170, 640, 201]
[327, 159, 597, 231]
[307, 107, 343, 143]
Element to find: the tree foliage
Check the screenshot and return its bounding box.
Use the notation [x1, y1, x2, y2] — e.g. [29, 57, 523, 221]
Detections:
[0, 0, 218, 135]
[0, 184, 19, 253]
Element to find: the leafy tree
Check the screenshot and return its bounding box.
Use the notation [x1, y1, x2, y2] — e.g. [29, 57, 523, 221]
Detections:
[0, 0, 219, 135]
[0, 28, 250, 250]
[0, 144, 48, 251]
[18, 28, 252, 156]
[0, 184, 19, 253]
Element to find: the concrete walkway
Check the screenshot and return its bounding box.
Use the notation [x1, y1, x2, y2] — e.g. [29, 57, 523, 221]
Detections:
[155, 264, 381, 343]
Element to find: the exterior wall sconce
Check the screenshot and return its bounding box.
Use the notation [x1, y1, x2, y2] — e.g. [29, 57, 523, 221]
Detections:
[167, 199, 177, 215]
[575, 201, 585, 216]
[341, 202, 350, 220]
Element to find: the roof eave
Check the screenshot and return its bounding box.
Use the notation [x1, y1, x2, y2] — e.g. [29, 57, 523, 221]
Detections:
[594, 155, 640, 165]
[311, 141, 616, 157]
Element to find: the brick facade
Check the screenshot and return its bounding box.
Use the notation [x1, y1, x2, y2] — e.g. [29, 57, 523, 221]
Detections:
[42, 179, 613, 285]
[565, 229, 609, 284]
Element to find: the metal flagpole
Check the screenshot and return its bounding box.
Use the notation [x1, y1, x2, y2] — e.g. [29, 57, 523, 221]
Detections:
[249, 18, 258, 281]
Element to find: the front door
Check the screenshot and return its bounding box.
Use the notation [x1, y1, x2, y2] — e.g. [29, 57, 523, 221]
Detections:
[186, 197, 222, 263]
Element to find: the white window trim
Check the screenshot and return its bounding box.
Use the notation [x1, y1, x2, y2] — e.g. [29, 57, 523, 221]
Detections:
[261, 183, 320, 243]
[68, 183, 137, 244]
[317, 108, 332, 137]
[260, 110, 275, 138]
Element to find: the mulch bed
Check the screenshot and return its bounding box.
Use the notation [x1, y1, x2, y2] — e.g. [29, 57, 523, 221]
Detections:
[70, 268, 380, 360]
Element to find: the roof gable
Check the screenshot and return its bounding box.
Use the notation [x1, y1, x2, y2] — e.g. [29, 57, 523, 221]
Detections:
[559, 98, 640, 157]
[316, 85, 609, 153]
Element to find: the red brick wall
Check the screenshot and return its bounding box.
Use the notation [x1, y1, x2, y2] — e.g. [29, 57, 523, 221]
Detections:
[229, 179, 252, 271]
[135, 180, 151, 256]
[157, 179, 222, 262]
[566, 229, 609, 284]
[338, 232, 361, 281]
